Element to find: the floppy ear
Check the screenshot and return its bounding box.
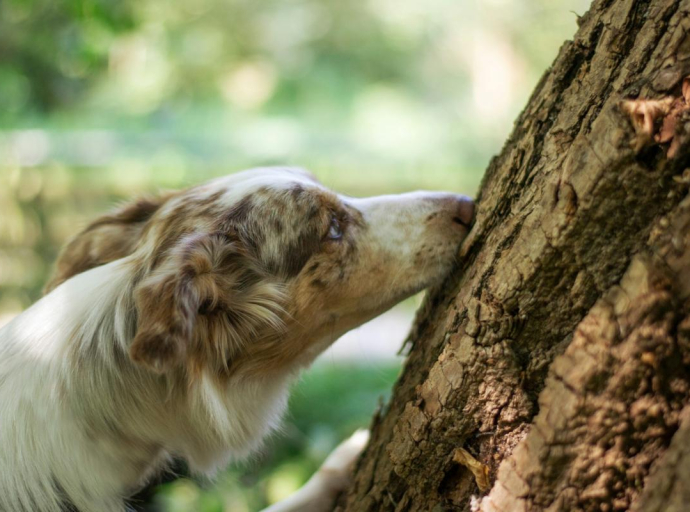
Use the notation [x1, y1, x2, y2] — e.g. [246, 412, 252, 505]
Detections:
[44, 193, 174, 293]
[130, 232, 285, 374]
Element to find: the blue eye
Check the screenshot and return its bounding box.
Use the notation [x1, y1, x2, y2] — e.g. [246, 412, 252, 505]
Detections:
[328, 217, 343, 240]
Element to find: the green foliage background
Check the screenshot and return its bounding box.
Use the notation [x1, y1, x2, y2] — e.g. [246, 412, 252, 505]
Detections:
[0, 1, 591, 510]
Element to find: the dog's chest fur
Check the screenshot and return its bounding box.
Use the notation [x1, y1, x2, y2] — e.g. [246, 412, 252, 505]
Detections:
[0, 261, 295, 512]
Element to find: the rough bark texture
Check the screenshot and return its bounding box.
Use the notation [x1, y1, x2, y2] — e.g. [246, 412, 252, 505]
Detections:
[336, 1, 690, 511]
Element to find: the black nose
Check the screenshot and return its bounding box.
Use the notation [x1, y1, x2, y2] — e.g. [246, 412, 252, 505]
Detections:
[451, 195, 475, 228]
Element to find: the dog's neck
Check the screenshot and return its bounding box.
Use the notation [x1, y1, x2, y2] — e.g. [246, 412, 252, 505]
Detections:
[0, 260, 296, 512]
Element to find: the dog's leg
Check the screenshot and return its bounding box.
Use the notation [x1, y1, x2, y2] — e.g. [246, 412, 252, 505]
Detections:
[261, 429, 369, 512]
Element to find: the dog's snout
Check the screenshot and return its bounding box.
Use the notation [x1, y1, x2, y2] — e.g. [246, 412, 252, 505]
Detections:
[449, 195, 475, 228]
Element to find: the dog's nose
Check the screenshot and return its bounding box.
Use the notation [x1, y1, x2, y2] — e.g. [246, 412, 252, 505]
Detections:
[450, 195, 475, 228]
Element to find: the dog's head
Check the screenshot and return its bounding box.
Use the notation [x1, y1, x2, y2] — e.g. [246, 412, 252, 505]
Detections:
[49, 168, 474, 377]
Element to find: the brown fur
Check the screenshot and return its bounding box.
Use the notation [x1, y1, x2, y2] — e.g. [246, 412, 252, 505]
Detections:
[46, 170, 472, 381]
[130, 232, 284, 375]
[44, 193, 176, 293]
[45, 176, 351, 378]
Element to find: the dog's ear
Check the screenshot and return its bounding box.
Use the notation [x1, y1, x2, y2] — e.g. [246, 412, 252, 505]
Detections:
[44, 193, 174, 294]
[130, 233, 285, 374]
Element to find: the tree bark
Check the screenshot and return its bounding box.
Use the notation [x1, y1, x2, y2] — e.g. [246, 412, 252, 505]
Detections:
[337, 1, 690, 510]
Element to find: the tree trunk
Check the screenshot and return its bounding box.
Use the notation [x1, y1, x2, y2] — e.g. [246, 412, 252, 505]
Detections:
[336, 1, 690, 510]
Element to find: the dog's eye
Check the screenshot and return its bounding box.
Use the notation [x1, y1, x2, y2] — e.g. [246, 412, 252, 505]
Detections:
[327, 216, 343, 240]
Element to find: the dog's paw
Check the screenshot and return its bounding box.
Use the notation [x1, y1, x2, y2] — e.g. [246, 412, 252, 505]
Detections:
[260, 429, 369, 512]
[319, 429, 370, 477]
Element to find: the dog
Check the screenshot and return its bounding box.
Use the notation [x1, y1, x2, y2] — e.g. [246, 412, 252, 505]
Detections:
[0, 167, 474, 512]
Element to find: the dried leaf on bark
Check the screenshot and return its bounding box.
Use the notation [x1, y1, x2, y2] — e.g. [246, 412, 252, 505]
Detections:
[623, 76, 690, 158]
[453, 447, 491, 493]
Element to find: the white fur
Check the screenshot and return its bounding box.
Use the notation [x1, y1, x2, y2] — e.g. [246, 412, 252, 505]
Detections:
[0, 260, 293, 512]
